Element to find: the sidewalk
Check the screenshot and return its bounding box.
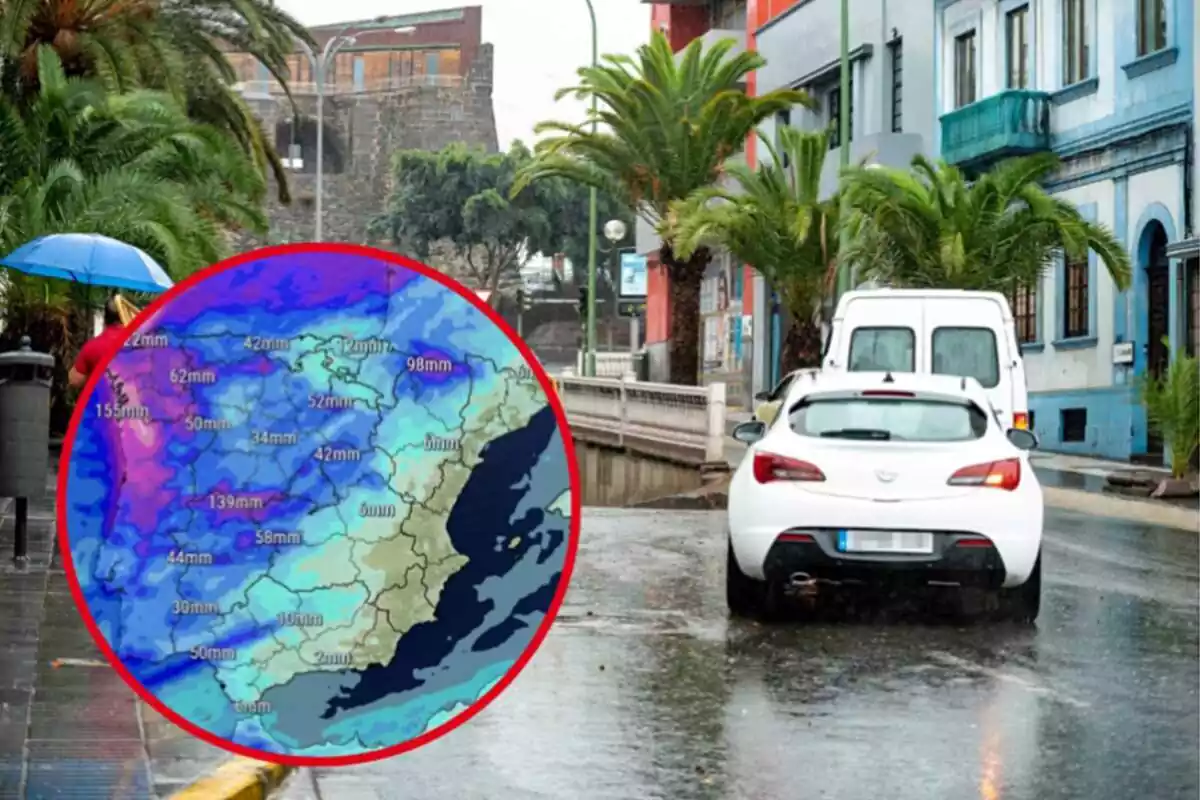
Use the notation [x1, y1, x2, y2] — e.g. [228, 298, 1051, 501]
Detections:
[0, 462, 231, 799]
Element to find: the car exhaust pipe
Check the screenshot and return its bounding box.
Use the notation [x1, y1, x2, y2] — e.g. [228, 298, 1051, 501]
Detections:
[788, 572, 820, 596]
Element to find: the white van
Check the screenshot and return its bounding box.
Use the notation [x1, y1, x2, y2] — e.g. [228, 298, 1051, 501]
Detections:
[822, 289, 1030, 431]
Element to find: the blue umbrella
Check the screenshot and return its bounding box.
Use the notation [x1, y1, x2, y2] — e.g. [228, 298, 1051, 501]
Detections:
[1, 233, 174, 294]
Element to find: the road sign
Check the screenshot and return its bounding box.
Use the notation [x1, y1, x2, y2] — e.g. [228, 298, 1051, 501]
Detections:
[617, 299, 645, 318]
[619, 254, 647, 297]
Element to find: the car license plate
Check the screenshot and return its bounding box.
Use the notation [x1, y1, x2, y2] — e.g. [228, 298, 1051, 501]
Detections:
[837, 530, 934, 554]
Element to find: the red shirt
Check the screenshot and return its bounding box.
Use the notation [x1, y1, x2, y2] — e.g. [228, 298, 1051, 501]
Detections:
[73, 324, 126, 377]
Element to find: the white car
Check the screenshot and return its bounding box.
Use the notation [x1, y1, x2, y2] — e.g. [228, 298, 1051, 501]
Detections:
[727, 370, 1043, 622]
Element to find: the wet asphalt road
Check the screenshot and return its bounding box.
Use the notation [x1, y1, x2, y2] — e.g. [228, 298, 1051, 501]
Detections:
[278, 507, 1200, 800]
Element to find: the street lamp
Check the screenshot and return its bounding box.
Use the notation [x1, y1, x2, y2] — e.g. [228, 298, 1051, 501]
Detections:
[582, 0, 599, 376]
[603, 218, 627, 303]
[296, 19, 411, 241]
[834, 0, 851, 301]
[602, 219, 638, 352]
[603, 219, 626, 246]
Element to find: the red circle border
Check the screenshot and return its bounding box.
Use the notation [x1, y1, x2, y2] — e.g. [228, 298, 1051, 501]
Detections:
[55, 242, 583, 768]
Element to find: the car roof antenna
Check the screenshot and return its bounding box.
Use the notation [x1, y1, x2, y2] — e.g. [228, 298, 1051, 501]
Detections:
[960, 376, 967, 391]
[882, 371, 895, 384]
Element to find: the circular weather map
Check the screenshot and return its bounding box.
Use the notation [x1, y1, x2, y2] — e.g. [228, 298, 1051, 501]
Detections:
[60, 243, 578, 763]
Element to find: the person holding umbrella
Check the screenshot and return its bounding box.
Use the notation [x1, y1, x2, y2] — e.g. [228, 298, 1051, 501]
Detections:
[68, 294, 133, 389]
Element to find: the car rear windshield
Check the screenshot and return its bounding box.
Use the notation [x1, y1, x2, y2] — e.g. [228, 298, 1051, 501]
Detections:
[931, 327, 1000, 389]
[788, 396, 990, 442]
[849, 327, 915, 372]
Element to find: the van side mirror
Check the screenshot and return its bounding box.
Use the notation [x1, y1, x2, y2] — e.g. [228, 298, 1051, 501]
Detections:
[753, 390, 770, 402]
[732, 420, 767, 444]
[1006, 428, 1038, 451]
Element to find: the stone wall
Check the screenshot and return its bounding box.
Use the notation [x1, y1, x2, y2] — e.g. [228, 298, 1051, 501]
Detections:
[232, 43, 498, 251]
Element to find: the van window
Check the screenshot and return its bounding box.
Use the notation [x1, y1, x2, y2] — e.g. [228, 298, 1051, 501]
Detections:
[848, 327, 915, 372]
[932, 327, 1000, 388]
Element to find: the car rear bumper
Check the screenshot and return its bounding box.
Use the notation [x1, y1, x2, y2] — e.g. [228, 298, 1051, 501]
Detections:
[727, 473, 1043, 587]
[761, 529, 1008, 589]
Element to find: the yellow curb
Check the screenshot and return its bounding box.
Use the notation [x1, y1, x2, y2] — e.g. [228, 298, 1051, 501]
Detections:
[169, 757, 293, 800]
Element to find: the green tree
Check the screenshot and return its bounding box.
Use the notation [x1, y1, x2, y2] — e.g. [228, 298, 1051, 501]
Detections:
[0, 47, 269, 430]
[672, 127, 840, 374]
[0, 0, 313, 202]
[513, 31, 809, 384]
[839, 153, 1132, 294]
[545, 178, 634, 293]
[1137, 345, 1200, 479]
[371, 142, 561, 301]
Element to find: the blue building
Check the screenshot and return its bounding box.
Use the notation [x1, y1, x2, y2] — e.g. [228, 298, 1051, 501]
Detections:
[934, 0, 1196, 465]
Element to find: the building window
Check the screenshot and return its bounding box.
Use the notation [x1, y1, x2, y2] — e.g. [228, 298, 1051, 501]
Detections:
[1187, 259, 1199, 357]
[1006, 5, 1029, 88]
[1136, 0, 1167, 56]
[954, 30, 977, 108]
[1011, 283, 1038, 343]
[827, 72, 854, 150]
[889, 38, 903, 132]
[777, 109, 791, 167]
[1063, 255, 1089, 338]
[1061, 408, 1087, 443]
[1062, 0, 1091, 84]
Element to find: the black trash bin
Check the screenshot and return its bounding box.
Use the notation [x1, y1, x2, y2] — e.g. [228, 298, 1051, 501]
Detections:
[0, 336, 55, 563]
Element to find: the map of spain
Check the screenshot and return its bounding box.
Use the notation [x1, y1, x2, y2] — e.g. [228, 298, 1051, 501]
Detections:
[62, 246, 576, 759]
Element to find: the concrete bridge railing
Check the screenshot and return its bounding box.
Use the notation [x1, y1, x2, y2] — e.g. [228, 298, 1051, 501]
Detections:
[557, 377, 727, 466]
[572, 351, 637, 379]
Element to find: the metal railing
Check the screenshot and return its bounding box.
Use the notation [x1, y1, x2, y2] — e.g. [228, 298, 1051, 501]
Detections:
[234, 74, 464, 97]
[557, 377, 727, 465]
[939, 89, 1051, 167]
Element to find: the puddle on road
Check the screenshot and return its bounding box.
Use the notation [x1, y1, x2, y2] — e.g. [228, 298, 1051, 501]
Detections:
[552, 607, 726, 641]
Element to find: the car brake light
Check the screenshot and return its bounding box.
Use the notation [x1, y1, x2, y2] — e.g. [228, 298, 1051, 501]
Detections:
[1013, 412, 1029, 430]
[947, 458, 1021, 491]
[753, 452, 825, 483]
[955, 536, 993, 548]
[860, 390, 915, 398]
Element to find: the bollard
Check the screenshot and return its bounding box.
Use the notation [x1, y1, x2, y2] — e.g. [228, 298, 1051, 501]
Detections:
[0, 336, 55, 564]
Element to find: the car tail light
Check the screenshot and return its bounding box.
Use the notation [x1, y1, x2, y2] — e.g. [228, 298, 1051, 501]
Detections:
[955, 536, 993, 548]
[947, 458, 1021, 491]
[753, 452, 825, 484]
[1013, 412, 1030, 430]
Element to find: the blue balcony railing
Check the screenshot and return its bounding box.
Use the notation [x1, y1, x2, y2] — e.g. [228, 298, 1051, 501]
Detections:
[940, 90, 1051, 168]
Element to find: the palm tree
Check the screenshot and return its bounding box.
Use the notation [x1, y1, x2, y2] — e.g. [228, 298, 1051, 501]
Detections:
[672, 127, 840, 374]
[0, 47, 269, 431]
[512, 31, 811, 385]
[0, 0, 314, 202]
[839, 152, 1132, 294]
[1137, 346, 1200, 480]
[0, 48, 268, 272]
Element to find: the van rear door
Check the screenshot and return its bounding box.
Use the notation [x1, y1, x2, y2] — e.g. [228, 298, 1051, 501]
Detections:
[921, 297, 1019, 428]
[831, 295, 923, 374]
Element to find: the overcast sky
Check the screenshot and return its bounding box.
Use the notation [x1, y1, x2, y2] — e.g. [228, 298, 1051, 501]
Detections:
[276, 0, 652, 149]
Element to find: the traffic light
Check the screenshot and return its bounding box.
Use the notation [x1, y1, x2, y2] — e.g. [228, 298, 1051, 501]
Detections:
[517, 289, 533, 312]
[577, 285, 588, 312]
